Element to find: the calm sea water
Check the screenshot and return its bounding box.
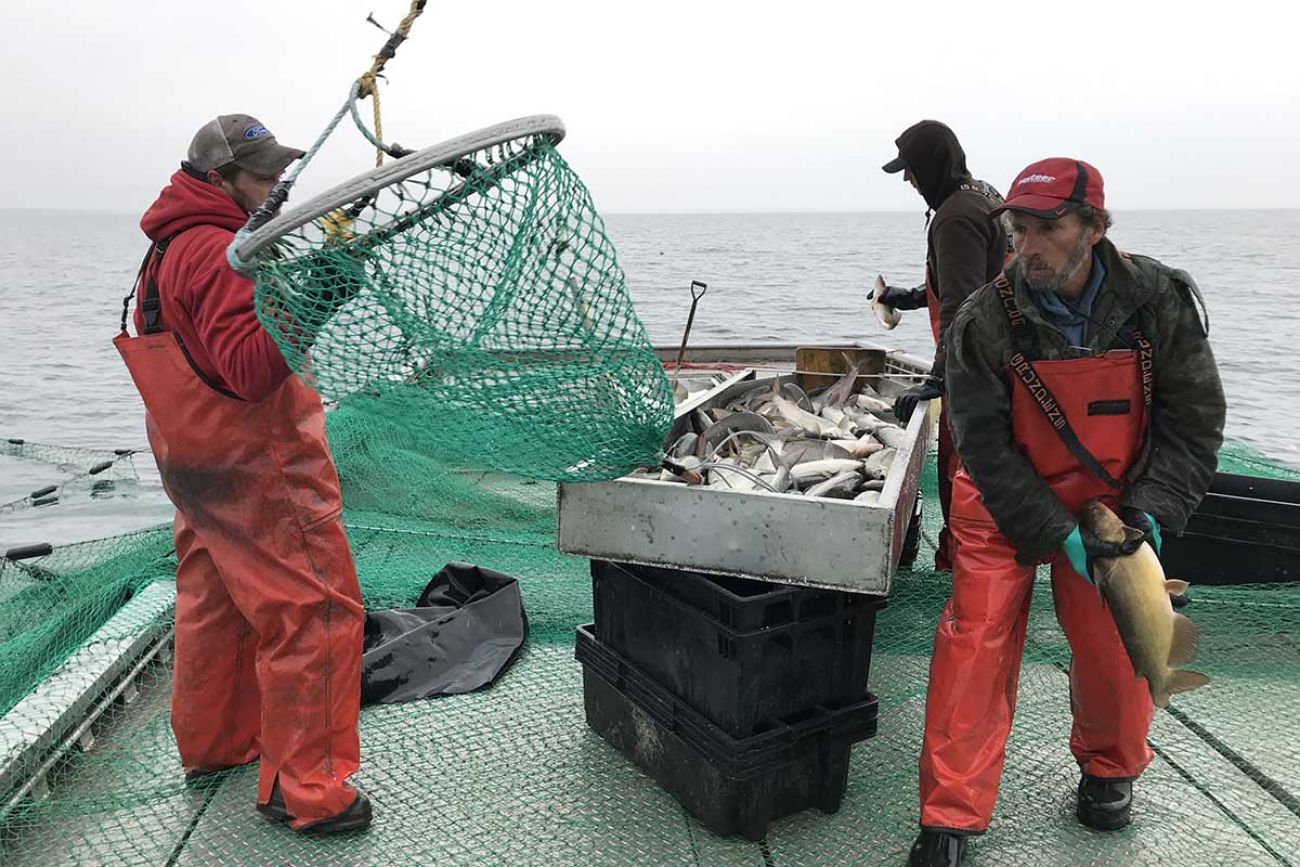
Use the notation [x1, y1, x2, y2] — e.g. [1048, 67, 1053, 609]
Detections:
[2, 209, 1297, 547]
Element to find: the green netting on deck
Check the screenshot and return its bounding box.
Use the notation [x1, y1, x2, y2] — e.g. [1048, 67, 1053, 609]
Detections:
[0, 529, 174, 719]
[249, 133, 674, 481]
[1, 434, 1298, 865]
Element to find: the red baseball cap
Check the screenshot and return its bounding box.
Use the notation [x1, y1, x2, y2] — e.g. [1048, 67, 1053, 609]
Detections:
[991, 157, 1104, 219]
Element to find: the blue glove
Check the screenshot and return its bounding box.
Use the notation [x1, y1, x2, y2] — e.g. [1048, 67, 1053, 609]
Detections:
[1063, 523, 1145, 583]
[1120, 507, 1162, 553]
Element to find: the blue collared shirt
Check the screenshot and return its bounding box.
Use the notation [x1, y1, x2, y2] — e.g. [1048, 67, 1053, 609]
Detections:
[1033, 253, 1105, 348]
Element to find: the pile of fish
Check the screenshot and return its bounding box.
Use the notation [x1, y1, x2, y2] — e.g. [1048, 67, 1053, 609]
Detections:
[635, 359, 907, 504]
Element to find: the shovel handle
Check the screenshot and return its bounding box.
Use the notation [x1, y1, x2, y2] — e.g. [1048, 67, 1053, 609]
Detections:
[670, 280, 709, 391]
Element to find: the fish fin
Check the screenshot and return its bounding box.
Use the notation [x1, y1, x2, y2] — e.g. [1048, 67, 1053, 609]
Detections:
[1156, 669, 1211, 707]
[1165, 578, 1190, 596]
[1168, 613, 1200, 666]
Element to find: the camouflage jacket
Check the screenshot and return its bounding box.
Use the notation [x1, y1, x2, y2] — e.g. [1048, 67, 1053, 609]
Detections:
[945, 237, 1226, 564]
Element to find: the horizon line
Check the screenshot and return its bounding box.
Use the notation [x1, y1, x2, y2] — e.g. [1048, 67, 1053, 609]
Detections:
[3, 206, 1298, 217]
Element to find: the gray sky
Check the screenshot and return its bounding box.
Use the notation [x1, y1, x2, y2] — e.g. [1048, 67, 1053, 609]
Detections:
[3, 0, 1295, 214]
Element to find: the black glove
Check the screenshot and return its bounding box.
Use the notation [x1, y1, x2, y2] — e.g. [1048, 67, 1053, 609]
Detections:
[871, 282, 929, 311]
[1063, 522, 1145, 582]
[1119, 506, 1163, 553]
[893, 379, 944, 424]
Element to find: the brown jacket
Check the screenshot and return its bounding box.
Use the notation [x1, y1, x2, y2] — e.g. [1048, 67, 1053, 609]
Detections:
[925, 179, 1008, 378]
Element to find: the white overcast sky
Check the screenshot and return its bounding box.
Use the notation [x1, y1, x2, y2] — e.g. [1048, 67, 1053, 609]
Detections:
[3, 0, 1296, 214]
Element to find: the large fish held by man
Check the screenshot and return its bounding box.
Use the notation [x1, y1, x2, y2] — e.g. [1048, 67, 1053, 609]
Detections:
[1080, 499, 1210, 708]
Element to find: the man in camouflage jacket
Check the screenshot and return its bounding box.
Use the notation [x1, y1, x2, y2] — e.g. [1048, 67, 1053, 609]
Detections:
[909, 157, 1225, 867]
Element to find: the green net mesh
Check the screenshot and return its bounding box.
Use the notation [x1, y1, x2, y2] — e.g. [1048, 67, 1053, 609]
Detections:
[247, 131, 673, 481]
[1, 441, 141, 514]
[3, 423, 1298, 865]
[0, 528, 173, 719]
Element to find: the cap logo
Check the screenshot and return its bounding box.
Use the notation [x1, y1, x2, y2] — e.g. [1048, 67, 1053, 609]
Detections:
[1018, 173, 1056, 185]
[243, 125, 271, 141]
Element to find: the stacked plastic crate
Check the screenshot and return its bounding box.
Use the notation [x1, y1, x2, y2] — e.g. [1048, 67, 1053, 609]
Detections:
[576, 559, 886, 840]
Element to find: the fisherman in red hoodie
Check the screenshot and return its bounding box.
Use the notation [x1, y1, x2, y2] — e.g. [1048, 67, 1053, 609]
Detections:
[116, 115, 369, 833]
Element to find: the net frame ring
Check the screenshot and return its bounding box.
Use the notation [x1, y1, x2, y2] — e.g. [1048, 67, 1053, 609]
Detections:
[227, 114, 566, 274]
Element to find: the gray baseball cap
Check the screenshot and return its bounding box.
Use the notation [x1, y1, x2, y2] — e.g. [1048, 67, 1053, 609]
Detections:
[187, 114, 305, 176]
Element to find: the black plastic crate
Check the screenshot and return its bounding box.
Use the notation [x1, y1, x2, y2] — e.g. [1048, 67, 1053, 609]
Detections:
[1162, 472, 1300, 585]
[595, 559, 853, 631]
[576, 624, 877, 841]
[591, 559, 885, 736]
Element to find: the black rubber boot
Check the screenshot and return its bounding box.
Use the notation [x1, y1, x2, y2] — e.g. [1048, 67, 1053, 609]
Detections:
[908, 829, 968, 866]
[1077, 774, 1133, 831]
[256, 783, 292, 823]
[300, 792, 372, 834]
[258, 780, 373, 834]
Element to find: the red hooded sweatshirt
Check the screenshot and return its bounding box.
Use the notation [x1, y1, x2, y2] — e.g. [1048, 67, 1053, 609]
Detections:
[135, 170, 291, 402]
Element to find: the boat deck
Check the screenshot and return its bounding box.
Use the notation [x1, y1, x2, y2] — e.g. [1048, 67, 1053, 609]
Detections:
[2, 450, 1297, 866]
[2, 343, 1297, 865]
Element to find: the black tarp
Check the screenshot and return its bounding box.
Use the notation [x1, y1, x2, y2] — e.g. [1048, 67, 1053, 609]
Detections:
[361, 562, 527, 704]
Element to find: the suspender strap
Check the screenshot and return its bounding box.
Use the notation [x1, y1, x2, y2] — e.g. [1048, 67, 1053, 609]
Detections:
[996, 273, 1042, 360]
[140, 236, 175, 334]
[120, 235, 176, 334]
[998, 273, 1125, 490]
[120, 244, 155, 332]
[1124, 324, 1154, 410]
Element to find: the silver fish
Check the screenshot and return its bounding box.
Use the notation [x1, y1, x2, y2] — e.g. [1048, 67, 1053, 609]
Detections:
[836, 437, 884, 459]
[819, 353, 864, 411]
[667, 432, 699, 459]
[774, 394, 843, 438]
[780, 382, 817, 413]
[791, 458, 865, 486]
[854, 392, 895, 416]
[863, 447, 896, 480]
[871, 275, 902, 330]
[698, 413, 775, 458]
[806, 469, 863, 500]
[873, 425, 907, 450]
[780, 439, 854, 466]
[820, 404, 858, 434]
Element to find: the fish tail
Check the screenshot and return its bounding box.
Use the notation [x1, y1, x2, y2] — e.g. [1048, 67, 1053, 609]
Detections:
[1155, 669, 1211, 707]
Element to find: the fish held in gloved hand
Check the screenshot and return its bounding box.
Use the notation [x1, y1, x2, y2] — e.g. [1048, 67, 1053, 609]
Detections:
[1078, 499, 1210, 708]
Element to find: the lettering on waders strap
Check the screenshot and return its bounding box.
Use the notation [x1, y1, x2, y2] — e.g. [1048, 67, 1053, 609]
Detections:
[997, 276, 1024, 329]
[1009, 353, 1066, 430]
[1135, 331, 1154, 408]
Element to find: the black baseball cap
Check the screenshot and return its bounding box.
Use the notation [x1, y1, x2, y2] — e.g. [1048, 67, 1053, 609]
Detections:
[882, 119, 956, 174]
[187, 114, 305, 176]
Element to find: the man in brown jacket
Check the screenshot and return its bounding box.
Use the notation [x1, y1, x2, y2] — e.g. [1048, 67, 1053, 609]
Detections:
[873, 120, 1009, 570]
